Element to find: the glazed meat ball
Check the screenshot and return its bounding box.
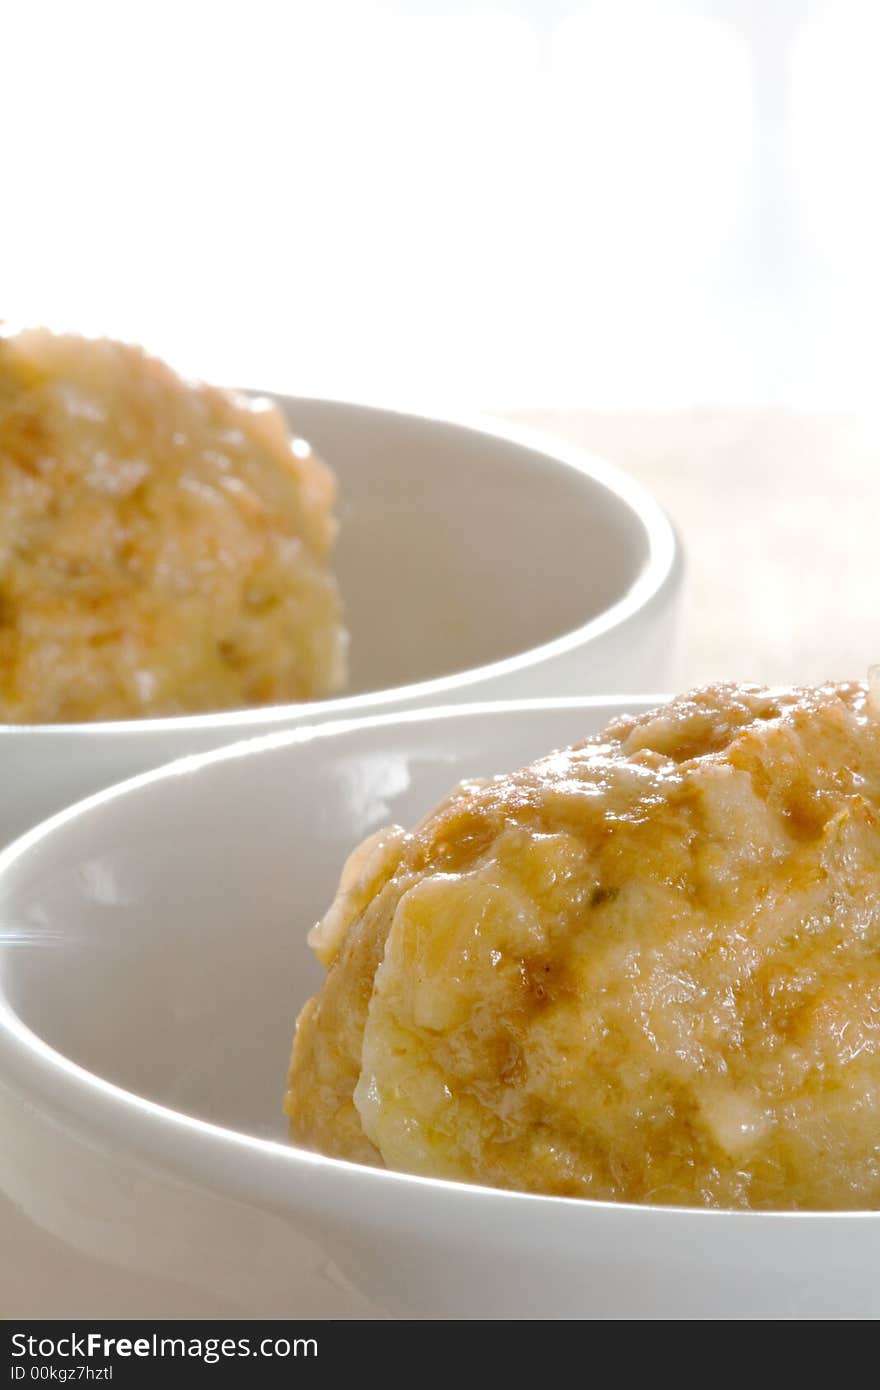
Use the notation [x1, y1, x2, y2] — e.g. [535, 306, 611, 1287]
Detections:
[286, 680, 880, 1210]
[0, 327, 346, 721]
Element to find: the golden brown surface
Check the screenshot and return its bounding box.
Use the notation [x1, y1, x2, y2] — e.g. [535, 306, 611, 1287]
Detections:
[0, 327, 346, 721]
[286, 681, 880, 1209]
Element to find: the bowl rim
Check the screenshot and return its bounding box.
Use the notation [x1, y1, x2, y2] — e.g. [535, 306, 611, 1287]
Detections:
[0, 695, 875, 1225]
[0, 397, 680, 736]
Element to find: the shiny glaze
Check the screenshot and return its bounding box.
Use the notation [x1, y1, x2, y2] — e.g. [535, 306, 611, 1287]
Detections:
[289, 682, 880, 1209]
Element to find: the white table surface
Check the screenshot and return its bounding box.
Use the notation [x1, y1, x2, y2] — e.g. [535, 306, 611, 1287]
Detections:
[515, 410, 879, 689]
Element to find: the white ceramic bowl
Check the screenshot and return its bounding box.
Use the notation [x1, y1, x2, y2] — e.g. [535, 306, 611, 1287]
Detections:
[0, 398, 681, 847]
[1, 700, 877, 1321]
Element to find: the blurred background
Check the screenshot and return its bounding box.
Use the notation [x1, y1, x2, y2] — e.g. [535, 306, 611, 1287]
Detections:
[3, 0, 877, 682]
[4, 0, 877, 408]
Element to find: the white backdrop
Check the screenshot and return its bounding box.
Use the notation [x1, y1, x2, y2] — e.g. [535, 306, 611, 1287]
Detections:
[2, 0, 877, 409]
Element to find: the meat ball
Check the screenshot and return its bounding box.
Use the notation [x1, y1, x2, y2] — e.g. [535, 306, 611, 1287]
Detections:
[0, 326, 346, 721]
[286, 681, 880, 1210]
